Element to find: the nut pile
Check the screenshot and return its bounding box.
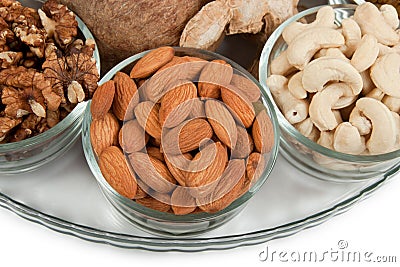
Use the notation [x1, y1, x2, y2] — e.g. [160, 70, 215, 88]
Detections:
[90, 46, 274, 215]
[368, 0, 400, 15]
[267, 3, 400, 155]
[0, 0, 99, 143]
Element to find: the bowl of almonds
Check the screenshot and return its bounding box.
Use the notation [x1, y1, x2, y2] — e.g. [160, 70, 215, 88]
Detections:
[0, 0, 100, 174]
[82, 46, 279, 236]
[260, 3, 400, 182]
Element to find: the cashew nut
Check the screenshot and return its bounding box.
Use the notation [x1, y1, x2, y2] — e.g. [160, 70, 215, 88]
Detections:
[294, 118, 320, 142]
[380, 5, 400, 30]
[366, 88, 385, 101]
[370, 53, 400, 98]
[377, 43, 400, 57]
[270, 50, 296, 76]
[266, 74, 309, 124]
[282, 6, 336, 44]
[356, 97, 398, 154]
[333, 122, 366, 155]
[382, 95, 400, 113]
[286, 27, 345, 70]
[360, 70, 375, 96]
[315, 48, 349, 61]
[302, 57, 363, 94]
[309, 83, 349, 131]
[349, 107, 372, 136]
[354, 2, 399, 46]
[392, 111, 400, 150]
[288, 71, 307, 99]
[340, 18, 362, 57]
[350, 34, 379, 72]
[317, 131, 334, 150]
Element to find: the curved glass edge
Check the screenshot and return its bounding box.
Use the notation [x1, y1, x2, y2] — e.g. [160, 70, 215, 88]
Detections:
[0, 166, 394, 251]
[259, 3, 400, 163]
[0, 10, 100, 152]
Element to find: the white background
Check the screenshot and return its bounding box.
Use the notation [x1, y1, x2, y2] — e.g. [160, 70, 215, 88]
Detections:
[0, 175, 399, 267]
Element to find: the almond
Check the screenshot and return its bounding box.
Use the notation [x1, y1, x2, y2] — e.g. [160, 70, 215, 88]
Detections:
[245, 152, 266, 188]
[156, 56, 187, 73]
[90, 80, 115, 120]
[130, 46, 175, 79]
[144, 60, 207, 102]
[159, 81, 198, 128]
[197, 159, 246, 213]
[90, 112, 120, 156]
[112, 72, 139, 121]
[205, 99, 237, 149]
[129, 152, 176, 194]
[135, 196, 171, 213]
[162, 118, 213, 155]
[221, 85, 255, 128]
[198, 60, 233, 98]
[164, 153, 193, 186]
[230, 74, 261, 103]
[231, 125, 254, 159]
[252, 109, 275, 153]
[171, 187, 197, 215]
[119, 119, 148, 153]
[189, 97, 205, 118]
[99, 146, 137, 199]
[133, 184, 148, 200]
[134, 101, 162, 140]
[146, 146, 164, 162]
[186, 142, 228, 198]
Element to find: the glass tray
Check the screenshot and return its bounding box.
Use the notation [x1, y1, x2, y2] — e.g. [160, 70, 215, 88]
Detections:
[1, 0, 393, 252]
[0, 139, 397, 251]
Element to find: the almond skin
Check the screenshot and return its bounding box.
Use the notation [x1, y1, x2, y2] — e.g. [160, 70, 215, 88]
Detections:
[159, 81, 198, 128]
[164, 153, 193, 186]
[246, 152, 266, 187]
[146, 146, 164, 162]
[197, 159, 246, 213]
[205, 99, 237, 149]
[129, 152, 176, 194]
[134, 101, 162, 140]
[90, 80, 115, 120]
[162, 118, 214, 155]
[221, 85, 255, 128]
[130, 46, 175, 79]
[198, 60, 233, 98]
[231, 125, 254, 159]
[171, 187, 197, 215]
[185, 142, 228, 198]
[230, 74, 261, 103]
[156, 56, 188, 73]
[119, 119, 148, 153]
[189, 97, 205, 118]
[90, 112, 120, 156]
[112, 72, 138, 121]
[252, 109, 275, 153]
[135, 196, 171, 213]
[99, 146, 137, 199]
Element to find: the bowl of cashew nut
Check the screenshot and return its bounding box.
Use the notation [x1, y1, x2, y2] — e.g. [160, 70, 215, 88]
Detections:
[259, 2, 400, 182]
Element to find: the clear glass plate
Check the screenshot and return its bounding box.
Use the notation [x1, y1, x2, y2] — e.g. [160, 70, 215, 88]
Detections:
[0, 138, 396, 251]
[1, 0, 392, 252]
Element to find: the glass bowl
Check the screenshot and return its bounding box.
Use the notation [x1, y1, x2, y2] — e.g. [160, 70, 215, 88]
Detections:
[82, 47, 280, 236]
[0, 1, 101, 174]
[259, 4, 400, 182]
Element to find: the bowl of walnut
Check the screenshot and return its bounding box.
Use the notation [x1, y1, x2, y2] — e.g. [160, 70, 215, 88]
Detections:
[82, 46, 279, 236]
[0, 0, 100, 174]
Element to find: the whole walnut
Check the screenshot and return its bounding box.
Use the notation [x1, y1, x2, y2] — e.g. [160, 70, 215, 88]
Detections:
[60, 0, 210, 73]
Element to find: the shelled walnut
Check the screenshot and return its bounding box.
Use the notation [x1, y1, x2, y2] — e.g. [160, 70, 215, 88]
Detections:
[0, 0, 99, 144]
